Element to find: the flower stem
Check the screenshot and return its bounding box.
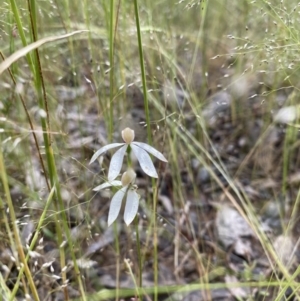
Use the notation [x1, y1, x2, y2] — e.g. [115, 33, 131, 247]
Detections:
[135, 216, 142, 287]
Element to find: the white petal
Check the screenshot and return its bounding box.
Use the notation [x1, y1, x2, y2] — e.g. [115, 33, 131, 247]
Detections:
[131, 144, 158, 178]
[108, 145, 128, 181]
[132, 142, 168, 162]
[124, 189, 140, 225]
[93, 180, 122, 191]
[107, 187, 126, 227]
[89, 143, 125, 164]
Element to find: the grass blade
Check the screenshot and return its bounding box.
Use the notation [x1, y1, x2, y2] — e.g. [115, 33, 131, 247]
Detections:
[0, 30, 88, 75]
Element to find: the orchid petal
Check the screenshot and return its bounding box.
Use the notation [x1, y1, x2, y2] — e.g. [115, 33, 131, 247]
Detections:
[89, 143, 125, 164]
[107, 187, 127, 226]
[108, 145, 128, 181]
[132, 142, 168, 162]
[124, 189, 140, 226]
[93, 180, 122, 191]
[131, 144, 158, 178]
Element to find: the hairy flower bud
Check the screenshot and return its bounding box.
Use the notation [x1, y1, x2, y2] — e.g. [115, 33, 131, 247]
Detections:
[122, 127, 135, 144]
[121, 169, 136, 187]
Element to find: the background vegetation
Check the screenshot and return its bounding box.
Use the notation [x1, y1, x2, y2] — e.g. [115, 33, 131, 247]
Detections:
[1, 0, 300, 300]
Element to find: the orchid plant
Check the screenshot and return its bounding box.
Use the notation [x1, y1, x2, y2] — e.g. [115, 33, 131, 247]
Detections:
[90, 127, 167, 226]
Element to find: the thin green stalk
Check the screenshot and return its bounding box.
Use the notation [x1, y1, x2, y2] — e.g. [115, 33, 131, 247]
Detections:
[133, 2, 158, 299]
[108, 0, 115, 142]
[127, 147, 142, 287]
[135, 216, 142, 287]
[8, 6, 17, 75]
[282, 125, 297, 196]
[151, 183, 159, 301]
[113, 222, 120, 301]
[133, 0, 151, 145]
[27, 0, 50, 130]
[9, 0, 35, 74]
[26, 2, 68, 299]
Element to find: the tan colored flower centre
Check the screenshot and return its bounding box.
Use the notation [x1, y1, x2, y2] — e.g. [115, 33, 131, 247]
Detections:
[121, 169, 136, 187]
[122, 127, 135, 144]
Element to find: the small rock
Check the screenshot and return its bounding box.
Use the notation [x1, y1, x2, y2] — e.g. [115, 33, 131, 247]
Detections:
[274, 105, 299, 124]
[215, 205, 253, 248]
[273, 234, 296, 267]
[203, 91, 232, 126]
[197, 167, 210, 183]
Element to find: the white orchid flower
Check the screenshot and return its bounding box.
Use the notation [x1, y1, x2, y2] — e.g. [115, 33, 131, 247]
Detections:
[90, 127, 168, 181]
[93, 169, 140, 226]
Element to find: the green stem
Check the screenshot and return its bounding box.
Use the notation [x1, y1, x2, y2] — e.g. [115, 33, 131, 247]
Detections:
[133, 2, 158, 299]
[135, 216, 142, 287]
[113, 222, 120, 301]
[282, 125, 296, 196]
[26, 2, 69, 299]
[109, 0, 115, 142]
[133, 0, 151, 144]
[126, 146, 142, 287]
[9, 0, 35, 74]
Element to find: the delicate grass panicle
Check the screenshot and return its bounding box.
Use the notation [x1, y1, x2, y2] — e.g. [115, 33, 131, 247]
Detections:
[91, 128, 168, 226]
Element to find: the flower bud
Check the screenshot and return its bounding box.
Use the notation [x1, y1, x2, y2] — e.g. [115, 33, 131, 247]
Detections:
[121, 169, 136, 187]
[122, 127, 135, 144]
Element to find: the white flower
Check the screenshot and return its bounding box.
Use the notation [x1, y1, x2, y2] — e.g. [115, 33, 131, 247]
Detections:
[90, 127, 168, 181]
[93, 169, 139, 226]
